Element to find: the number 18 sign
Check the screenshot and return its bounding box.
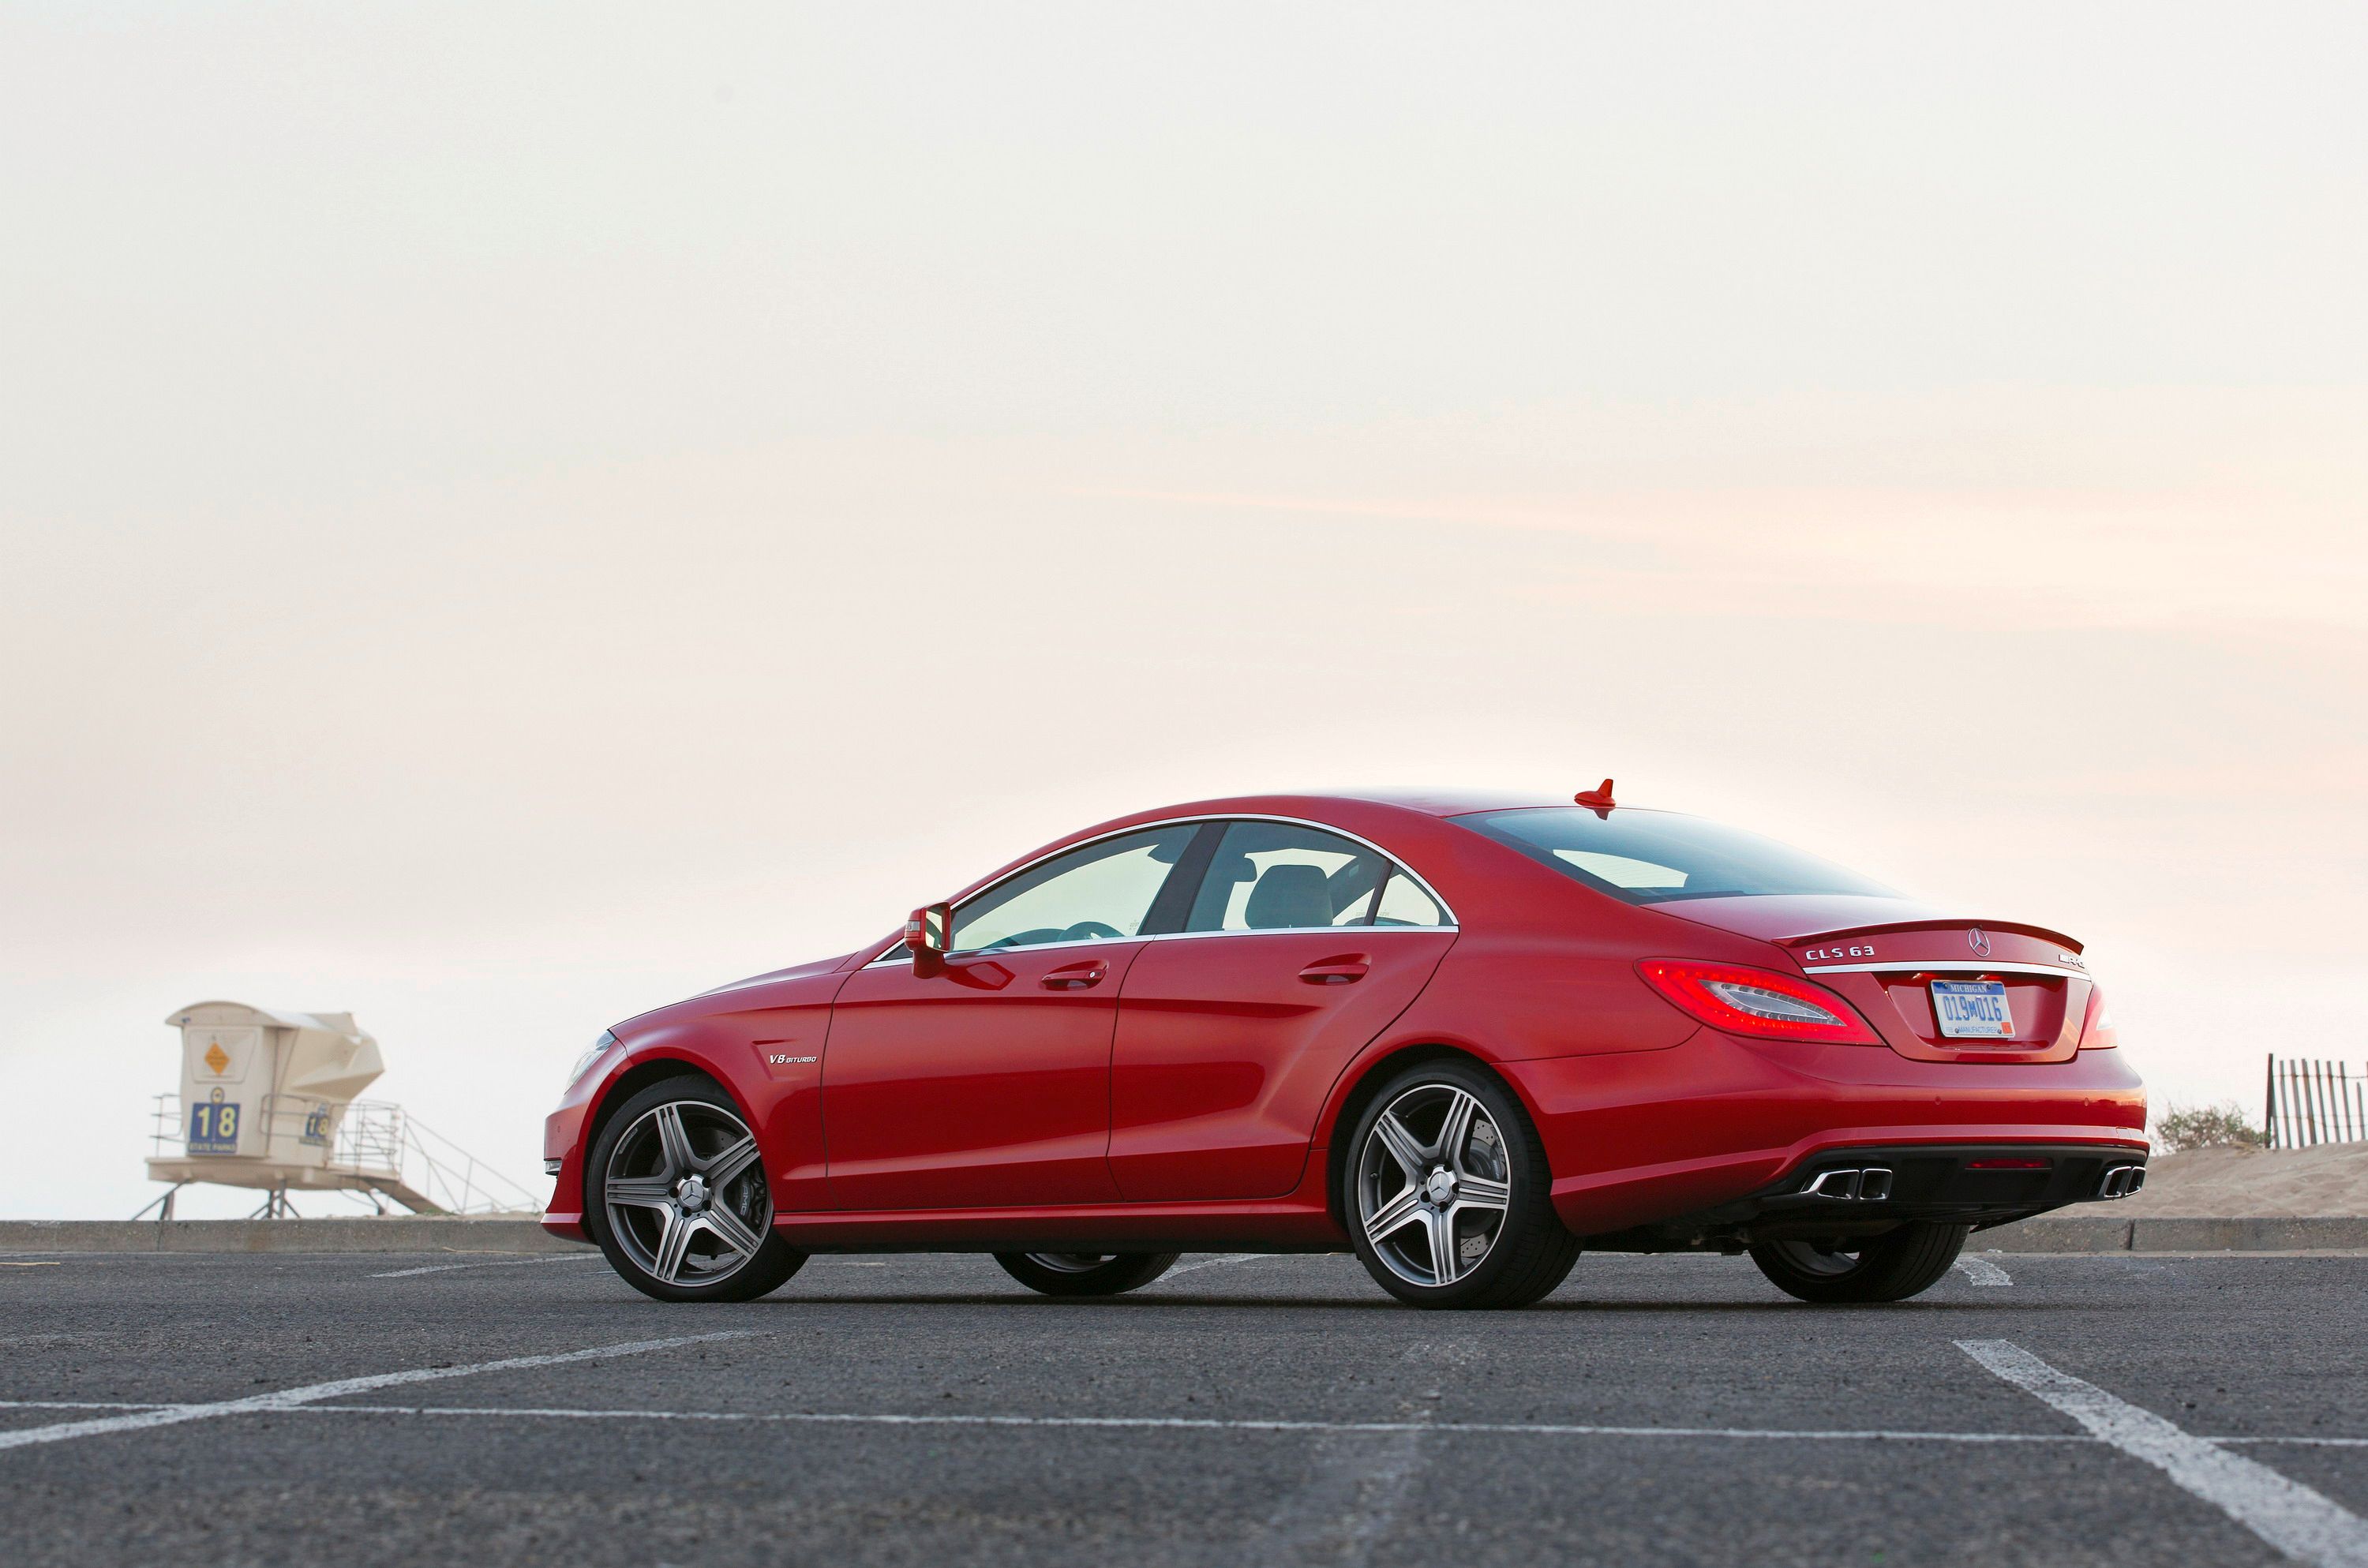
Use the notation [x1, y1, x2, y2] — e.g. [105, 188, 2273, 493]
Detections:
[188, 1101, 242, 1154]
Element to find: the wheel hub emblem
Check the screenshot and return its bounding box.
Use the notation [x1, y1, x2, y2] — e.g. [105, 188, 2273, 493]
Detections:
[1424, 1167, 1458, 1205]
[675, 1174, 709, 1213]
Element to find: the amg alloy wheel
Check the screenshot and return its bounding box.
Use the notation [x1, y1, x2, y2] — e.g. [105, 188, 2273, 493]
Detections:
[993, 1252, 1180, 1297]
[588, 1077, 805, 1303]
[1346, 1060, 1579, 1309]
[1748, 1222, 1967, 1304]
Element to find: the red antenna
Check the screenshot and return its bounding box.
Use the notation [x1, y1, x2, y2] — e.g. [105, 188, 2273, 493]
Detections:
[1574, 778, 1617, 817]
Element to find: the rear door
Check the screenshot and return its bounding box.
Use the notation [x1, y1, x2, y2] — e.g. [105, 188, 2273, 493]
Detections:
[1108, 820, 1457, 1201]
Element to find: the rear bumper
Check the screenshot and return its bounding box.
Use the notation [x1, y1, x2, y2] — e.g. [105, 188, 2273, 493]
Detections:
[1500, 1026, 2147, 1239]
[1578, 1141, 2148, 1252]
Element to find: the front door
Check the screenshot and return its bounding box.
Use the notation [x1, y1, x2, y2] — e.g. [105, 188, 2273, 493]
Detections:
[821, 824, 1199, 1211]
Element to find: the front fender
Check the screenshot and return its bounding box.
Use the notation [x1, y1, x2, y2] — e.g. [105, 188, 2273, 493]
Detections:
[541, 968, 847, 1241]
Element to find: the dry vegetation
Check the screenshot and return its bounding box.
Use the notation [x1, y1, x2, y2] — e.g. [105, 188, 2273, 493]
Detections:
[2153, 1102, 2265, 1153]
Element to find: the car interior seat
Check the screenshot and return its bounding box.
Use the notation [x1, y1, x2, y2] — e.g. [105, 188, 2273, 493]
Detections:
[1242, 863, 1336, 930]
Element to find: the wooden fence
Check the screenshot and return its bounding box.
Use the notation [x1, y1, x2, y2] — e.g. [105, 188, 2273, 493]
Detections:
[2265, 1057, 2367, 1149]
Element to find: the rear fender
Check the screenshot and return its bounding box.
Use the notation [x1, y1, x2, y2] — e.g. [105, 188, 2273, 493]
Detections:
[1310, 1032, 1564, 1232]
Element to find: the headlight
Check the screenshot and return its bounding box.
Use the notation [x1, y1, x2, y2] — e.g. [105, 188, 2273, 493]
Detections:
[564, 1031, 618, 1091]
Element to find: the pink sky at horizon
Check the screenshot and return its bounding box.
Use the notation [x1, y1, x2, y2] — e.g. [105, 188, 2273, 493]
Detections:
[2, 4, 2362, 1217]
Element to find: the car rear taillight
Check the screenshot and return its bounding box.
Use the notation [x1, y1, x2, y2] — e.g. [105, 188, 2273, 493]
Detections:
[2078, 986, 2119, 1050]
[1636, 960, 1883, 1046]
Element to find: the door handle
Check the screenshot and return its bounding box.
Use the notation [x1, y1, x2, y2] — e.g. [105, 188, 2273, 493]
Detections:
[1040, 960, 1108, 990]
[1298, 956, 1370, 986]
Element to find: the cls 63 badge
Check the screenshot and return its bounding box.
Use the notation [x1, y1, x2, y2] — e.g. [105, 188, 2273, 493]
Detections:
[1802, 944, 1877, 962]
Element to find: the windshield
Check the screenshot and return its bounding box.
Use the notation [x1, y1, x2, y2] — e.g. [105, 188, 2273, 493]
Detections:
[1459, 807, 1894, 905]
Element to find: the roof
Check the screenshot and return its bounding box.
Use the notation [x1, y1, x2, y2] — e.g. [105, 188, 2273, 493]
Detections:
[1298, 786, 1581, 818]
[164, 1001, 374, 1044]
[925, 787, 1647, 916]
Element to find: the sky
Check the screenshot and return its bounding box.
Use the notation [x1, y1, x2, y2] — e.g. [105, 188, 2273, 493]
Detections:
[2, 3, 2362, 1218]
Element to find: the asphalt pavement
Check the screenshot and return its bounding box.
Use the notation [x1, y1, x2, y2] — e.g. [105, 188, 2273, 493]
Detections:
[2, 1246, 2363, 1567]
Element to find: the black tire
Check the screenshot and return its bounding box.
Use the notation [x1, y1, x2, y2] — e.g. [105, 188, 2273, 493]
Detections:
[585, 1076, 807, 1303]
[992, 1252, 1181, 1297]
[1748, 1222, 1967, 1304]
[1343, 1057, 1579, 1309]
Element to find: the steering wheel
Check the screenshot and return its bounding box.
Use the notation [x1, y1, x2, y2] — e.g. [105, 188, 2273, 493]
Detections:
[1059, 920, 1124, 942]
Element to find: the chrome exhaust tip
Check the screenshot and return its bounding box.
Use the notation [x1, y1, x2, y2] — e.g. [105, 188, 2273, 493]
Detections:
[1804, 1168, 1862, 1199]
[2098, 1164, 2145, 1199]
[1802, 1167, 1894, 1201]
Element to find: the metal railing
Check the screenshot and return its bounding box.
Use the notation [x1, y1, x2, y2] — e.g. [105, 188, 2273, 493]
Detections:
[388, 1112, 541, 1216]
[151, 1091, 398, 1178]
[148, 1093, 540, 1214]
[2265, 1057, 2367, 1150]
[333, 1101, 405, 1180]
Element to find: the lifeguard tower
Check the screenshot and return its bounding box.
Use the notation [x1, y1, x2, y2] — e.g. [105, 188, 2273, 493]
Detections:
[139, 1001, 534, 1218]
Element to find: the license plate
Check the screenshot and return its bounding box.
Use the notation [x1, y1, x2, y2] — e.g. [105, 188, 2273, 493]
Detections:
[1931, 979, 2015, 1039]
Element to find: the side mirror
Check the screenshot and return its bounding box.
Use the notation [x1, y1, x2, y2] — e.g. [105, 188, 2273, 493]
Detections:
[904, 902, 950, 975]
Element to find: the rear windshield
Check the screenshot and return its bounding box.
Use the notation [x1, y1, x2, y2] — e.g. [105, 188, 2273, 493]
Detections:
[1459, 807, 1894, 905]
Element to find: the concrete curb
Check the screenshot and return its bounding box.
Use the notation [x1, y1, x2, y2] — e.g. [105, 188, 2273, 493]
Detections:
[0, 1218, 588, 1255]
[1980, 1214, 2368, 1253]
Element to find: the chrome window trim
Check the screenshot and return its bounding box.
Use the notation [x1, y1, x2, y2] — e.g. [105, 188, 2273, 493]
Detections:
[862, 813, 1459, 966]
[1800, 960, 2088, 979]
[864, 922, 1460, 967]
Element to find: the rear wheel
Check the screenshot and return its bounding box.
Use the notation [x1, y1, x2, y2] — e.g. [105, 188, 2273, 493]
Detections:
[1344, 1059, 1579, 1309]
[587, 1077, 807, 1303]
[1748, 1222, 1966, 1304]
[993, 1252, 1181, 1297]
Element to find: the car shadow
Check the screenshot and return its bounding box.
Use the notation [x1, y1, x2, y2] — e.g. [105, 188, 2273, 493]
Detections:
[750, 1290, 2087, 1314]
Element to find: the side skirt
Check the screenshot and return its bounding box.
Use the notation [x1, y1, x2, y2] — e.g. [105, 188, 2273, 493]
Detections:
[771, 1162, 1352, 1253]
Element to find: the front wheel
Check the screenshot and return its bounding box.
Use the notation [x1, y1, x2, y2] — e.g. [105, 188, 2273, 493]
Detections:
[1748, 1222, 1967, 1304]
[586, 1076, 807, 1303]
[992, 1252, 1180, 1297]
[1344, 1060, 1579, 1309]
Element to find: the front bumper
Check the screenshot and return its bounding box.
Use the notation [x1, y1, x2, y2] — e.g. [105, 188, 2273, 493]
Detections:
[540, 1099, 592, 1241]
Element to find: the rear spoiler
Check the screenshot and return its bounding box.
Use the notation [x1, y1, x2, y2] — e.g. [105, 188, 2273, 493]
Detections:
[1775, 918, 2082, 952]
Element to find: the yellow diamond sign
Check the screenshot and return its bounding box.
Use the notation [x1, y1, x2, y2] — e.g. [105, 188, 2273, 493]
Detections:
[203, 1042, 230, 1075]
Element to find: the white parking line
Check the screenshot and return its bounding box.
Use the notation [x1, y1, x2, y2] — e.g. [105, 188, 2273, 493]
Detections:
[1954, 1256, 2014, 1286]
[1160, 1253, 1260, 1280]
[1959, 1340, 2368, 1568]
[290, 1404, 2088, 1441]
[6, 1395, 2366, 1450]
[1265, 1409, 1426, 1562]
[1261, 1338, 1445, 1563]
[0, 1400, 174, 1413]
[370, 1254, 607, 1278]
[0, 1332, 754, 1454]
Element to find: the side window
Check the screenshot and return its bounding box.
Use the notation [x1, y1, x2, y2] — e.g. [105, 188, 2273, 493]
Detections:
[1371, 868, 1447, 927]
[1184, 821, 1391, 933]
[950, 827, 1196, 952]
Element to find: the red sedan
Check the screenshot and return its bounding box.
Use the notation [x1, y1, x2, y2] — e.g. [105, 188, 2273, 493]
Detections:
[543, 787, 2146, 1308]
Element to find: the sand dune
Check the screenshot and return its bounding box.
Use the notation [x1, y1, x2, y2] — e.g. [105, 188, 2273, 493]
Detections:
[2081, 1141, 2368, 1218]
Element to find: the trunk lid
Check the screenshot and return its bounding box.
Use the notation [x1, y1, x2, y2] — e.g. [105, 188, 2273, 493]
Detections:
[1658, 895, 2093, 1064]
